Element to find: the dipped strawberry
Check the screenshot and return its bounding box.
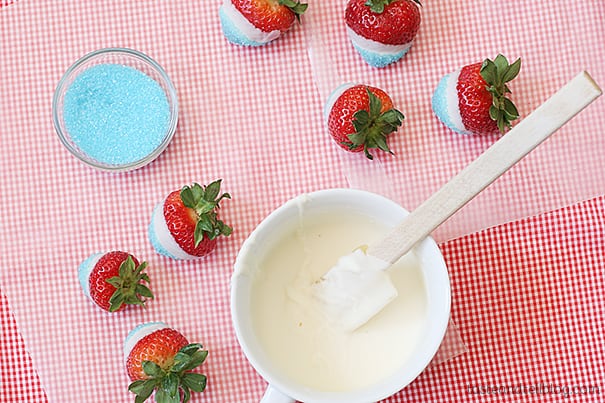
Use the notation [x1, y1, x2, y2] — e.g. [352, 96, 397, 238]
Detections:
[325, 83, 404, 159]
[432, 54, 522, 135]
[345, 0, 421, 68]
[219, 0, 307, 47]
[78, 251, 153, 312]
[148, 180, 232, 260]
[125, 322, 208, 403]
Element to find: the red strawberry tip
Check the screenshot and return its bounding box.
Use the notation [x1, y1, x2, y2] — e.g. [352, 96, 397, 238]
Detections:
[105, 256, 153, 312]
[128, 343, 208, 403]
[279, 0, 308, 22]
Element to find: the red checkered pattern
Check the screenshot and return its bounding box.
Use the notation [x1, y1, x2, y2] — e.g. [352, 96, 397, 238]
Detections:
[396, 194, 605, 402]
[1, 0, 604, 402]
[1, 293, 47, 402]
[3, 194, 603, 402]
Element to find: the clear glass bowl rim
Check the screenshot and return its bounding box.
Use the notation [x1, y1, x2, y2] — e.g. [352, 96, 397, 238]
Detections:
[52, 47, 179, 172]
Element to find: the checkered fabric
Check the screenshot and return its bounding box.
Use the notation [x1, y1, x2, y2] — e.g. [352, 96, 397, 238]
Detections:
[1, 293, 47, 402]
[1, 1, 603, 402]
[3, 194, 603, 402]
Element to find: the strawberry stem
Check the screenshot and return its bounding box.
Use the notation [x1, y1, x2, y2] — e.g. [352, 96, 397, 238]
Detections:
[480, 54, 521, 133]
[105, 256, 153, 312]
[278, 0, 308, 22]
[364, 0, 421, 14]
[180, 180, 232, 247]
[346, 88, 404, 160]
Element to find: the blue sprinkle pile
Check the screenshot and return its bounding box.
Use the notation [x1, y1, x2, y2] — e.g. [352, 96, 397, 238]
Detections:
[63, 63, 171, 166]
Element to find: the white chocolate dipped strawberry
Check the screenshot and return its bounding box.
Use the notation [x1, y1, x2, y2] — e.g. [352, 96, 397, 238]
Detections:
[219, 0, 307, 47]
[78, 251, 153, 312]
[148, 180, 232, 260]
[124, 322, 208, 402]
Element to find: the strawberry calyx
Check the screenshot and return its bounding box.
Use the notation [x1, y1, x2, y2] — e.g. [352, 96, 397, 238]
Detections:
[346, 88, 404, 160]
[179, 180, 232, 247]
[105, 256, 153, 312]
[480, 54, 522, 133]
[364, 0, 420, 14]
[279, 0, 308, 22]
[128, 343, 208, 403]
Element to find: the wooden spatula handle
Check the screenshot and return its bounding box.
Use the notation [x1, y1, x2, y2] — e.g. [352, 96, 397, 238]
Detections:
[368, 71, 602, 264]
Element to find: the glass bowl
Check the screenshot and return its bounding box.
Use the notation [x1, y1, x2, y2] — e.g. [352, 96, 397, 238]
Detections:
[52, 48, 179, 172]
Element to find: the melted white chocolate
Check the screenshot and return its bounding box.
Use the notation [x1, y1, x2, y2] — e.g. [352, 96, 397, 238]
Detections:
[248, 210, 428, 392]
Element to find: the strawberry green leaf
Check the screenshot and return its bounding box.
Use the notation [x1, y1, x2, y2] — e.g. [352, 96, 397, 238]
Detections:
[368, 89, 382, 117]
[106, 256, 153, 312]
[181, 181, 233, 246]
[154, 388, 176, 403]
[480, 60, 497, 86]
[381, 109, 405, 132]
[195, 217, 212, 243]
[346, 131, 367, 147]
[142, 360, 163, 377]
[190, 183, 204, 202]
[480, 54, 522, 133]
[134, 262, 148, 276]
[489, 105, 499, 121]
[161, 373, 179, 399]
[170, 355, 192, 373]
[373, 135, 392, 154]
[179, 343, 203, 355]
[136, 284, 154, 299]
[181, 373, 208, 393]
[364, 0, 420, 13]
[219, 221, 233, 236]
[129, 379, 156, 402]
[496, 115, 507, 133]
[204, 180, 221, 202]
[105, 276, 122, 288]
[119, 256, 132, 277]
[204, 179, 227, 204]
[347, 88, 404, 159]
[183, 350, 209, 371]
[364, 0, 389, 13]
[279, 0, 308, 20]
[502, 58, 521, 83]
[182, 386, 191, 403]
[180, 187, 196, 209]
[108, 291, 125, 312]
[493, 54, 509, 80]
[135, 394, 150, 403]
[352, 110, 370, 131]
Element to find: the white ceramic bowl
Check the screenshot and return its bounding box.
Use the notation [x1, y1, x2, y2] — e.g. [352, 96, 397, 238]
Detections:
[231, 188, 451, 403]
[52, 48, 178, 172]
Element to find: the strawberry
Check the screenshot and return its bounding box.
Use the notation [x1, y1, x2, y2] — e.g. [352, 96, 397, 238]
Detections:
[325, 84, 404, 159]
[148, 180, 232, 260]
[432, 54, 522, 135]
[345, 0, 421, 68]
[219, 0, 307, 47]
[125, 323, 207, 403]
[78, 251, 153, 312]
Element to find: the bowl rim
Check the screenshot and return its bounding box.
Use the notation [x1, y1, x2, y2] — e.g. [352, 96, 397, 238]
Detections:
[51, 47, 179, 172]
[231, 188, 451, 403]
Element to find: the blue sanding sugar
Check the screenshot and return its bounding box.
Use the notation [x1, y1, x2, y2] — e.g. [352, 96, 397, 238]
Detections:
[63, 63, 171, 165]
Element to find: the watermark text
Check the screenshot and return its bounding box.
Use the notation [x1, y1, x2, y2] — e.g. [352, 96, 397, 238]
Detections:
[467, 383, 601, 399]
